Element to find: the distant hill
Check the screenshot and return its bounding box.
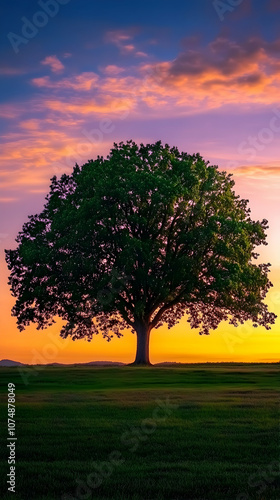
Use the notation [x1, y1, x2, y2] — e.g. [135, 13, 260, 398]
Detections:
[0, 359, 25, 367]
[0, 359, 125, 367]
[48, 361, 125, 366]
[1, 359, 278, 367]
[83, 361, 125, 366]
[155, 362, 191, 366]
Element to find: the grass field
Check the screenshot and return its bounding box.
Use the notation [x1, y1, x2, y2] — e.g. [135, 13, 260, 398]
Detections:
[0, 364, 279, 500]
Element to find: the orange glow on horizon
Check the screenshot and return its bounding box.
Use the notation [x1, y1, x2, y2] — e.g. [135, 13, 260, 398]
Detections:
[1, 259, 279, 365]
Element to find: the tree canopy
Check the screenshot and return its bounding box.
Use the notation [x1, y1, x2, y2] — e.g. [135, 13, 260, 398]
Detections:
[5, 140, 276, 364]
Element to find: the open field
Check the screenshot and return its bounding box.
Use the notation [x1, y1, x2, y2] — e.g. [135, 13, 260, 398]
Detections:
[0, 364, 279, 500]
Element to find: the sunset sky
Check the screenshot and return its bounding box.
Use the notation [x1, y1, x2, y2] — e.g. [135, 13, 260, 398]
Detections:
[1, 0, 280, 364]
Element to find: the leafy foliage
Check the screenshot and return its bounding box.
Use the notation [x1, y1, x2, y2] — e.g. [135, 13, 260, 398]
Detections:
[5, 140, 276, 345]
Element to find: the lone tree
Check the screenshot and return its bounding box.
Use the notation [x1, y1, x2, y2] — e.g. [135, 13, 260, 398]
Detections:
[5, 141, 276, 365]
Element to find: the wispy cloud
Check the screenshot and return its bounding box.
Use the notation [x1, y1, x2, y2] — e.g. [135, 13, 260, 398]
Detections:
[41, 55, 65, 73]
[105, 30, 132, 47]
[135, 51, 148, 58]
[0, 197, 18, 203]
[101, 65, 126, 76]
[0, 67, 26, 76]
[104, 29, 147, 58]
[44, 96, 135, 115]
[233, 164, 280, 178]
[32, 72, 99, 91]
[0, 104, 24, 119]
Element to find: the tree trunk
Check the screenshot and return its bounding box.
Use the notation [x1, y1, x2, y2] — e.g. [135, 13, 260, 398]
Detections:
[131, 321, 152, 365]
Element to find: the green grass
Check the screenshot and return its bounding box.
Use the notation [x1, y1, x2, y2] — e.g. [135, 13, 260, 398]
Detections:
[0, 364, 279, 500]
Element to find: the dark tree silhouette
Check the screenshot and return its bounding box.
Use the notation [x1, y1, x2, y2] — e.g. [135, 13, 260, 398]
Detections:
[5, 141, 276, 365]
